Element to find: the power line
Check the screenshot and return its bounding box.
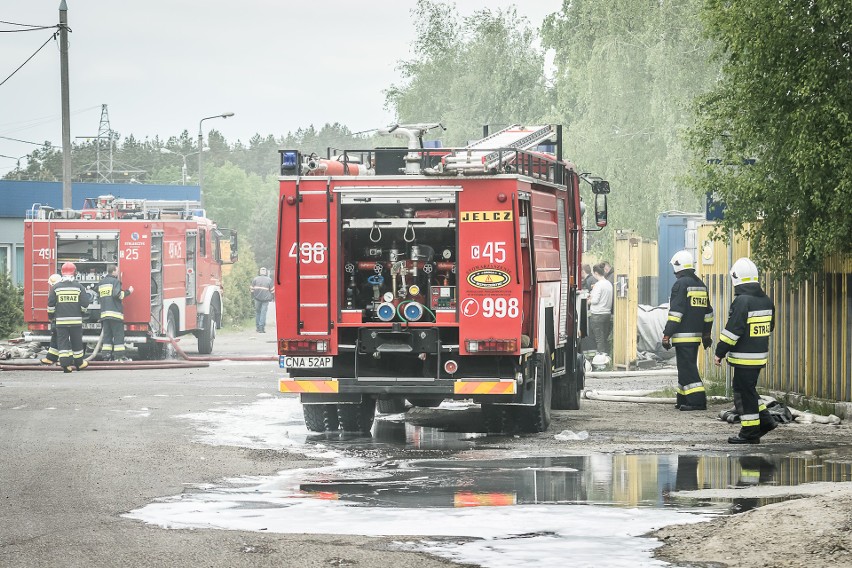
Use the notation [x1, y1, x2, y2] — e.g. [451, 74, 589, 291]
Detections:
[0, 20, 53, 27]
[0, 32, 56, 87]
[0, 25, 56, 33]
[0, 134, 59, 148]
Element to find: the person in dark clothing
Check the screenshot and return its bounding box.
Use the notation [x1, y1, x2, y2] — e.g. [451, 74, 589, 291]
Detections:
[40, 273, 62, 365]
[715, 257, 777, 444]
[662, 250, 714, 411]
[250, 267, 274, 333]
[97, 264, 134, 361]
[602, 260, 614, 285]
[47, 262, 90, 373]
[582, 264, 595, 292]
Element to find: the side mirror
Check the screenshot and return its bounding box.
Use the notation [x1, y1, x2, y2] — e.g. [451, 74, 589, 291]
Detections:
[592, 179, 610, 195]
[214, 228, 238, 264]
[228, 231, 239, 263]
[595, 194, 608, 227]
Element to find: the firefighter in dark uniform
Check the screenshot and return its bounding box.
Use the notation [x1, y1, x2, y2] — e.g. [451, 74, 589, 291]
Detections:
[40, 273, 62, 365]
[47, 262, 90, 372]
[715, 257, 776, 444]
[97, 264, 134, 361]
[662, 250, 714, 411]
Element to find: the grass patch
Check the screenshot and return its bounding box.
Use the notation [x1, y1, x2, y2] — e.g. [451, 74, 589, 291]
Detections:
[218, 317, 256, 334]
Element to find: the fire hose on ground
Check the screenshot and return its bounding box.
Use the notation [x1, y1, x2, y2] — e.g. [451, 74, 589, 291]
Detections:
[583, 389, 730, 404]
[163, 335, 277, 362]
[584, 389, 842, 424]
[0, 333, 276, 371]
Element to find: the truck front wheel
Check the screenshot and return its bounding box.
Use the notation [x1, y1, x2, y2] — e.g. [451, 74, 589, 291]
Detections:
[517, 347, 553, 433]
[553, 352, 583, 410]
[196, 307, 217, 355]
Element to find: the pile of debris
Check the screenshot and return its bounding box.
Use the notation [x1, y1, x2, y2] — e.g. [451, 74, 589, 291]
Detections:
[0, 341, 44, 360]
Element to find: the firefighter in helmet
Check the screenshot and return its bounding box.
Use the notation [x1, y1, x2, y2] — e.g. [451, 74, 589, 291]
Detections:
[47, 262, 90, 372]
[97, 264, 134, 361]
[662, 250, 714, 411]
[40, 273, 62, 365]
[715, 257, 776, 444]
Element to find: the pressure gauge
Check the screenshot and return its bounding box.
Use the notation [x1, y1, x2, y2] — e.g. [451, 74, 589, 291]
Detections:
[383, 292, 394, 303]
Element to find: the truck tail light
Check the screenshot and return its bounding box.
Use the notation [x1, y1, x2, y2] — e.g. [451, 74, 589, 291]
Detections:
[28, 323, 49, 331]
[126, 323, 148, 331]
[444, 360, 458, 374]
[279, 339, 328, 355]
[465, 339, 517, 353]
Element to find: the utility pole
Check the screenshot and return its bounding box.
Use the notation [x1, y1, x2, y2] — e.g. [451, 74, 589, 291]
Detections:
[59, 0, 72, 208]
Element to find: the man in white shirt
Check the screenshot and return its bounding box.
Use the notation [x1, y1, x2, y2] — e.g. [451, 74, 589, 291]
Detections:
[589, 263, 614, 362]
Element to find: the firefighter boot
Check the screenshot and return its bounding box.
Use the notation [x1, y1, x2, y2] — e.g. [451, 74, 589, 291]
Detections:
[63, 366, 74, 373]
[40, 357, 54, 365]
[759, 415, 777, 438]
[77, 360, 89, 371]
[728, 435, 760, 444]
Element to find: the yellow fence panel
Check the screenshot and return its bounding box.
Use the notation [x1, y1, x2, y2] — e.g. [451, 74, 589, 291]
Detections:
[697, 224, 851, 403]
[613, 231, 658, 369]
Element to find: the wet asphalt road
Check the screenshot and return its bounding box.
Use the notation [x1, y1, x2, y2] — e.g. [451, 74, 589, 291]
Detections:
[2, 325, 850, 568]
[0, 331, 470, 568]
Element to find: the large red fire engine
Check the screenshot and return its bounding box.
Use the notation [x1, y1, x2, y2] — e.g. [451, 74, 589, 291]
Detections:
[23, 195, 238, 358]
[276, 124, 609, 433]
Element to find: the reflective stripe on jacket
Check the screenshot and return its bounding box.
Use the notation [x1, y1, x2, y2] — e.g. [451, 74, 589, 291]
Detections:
[663, 271, 714, 343]
[47, 279, 89, 326]
[97, 275, 129, 321]
[715, 283, 775, 368]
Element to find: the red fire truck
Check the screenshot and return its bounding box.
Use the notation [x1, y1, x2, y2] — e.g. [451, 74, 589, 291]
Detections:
[23, 196, 238, 358]
[276, 124, 609, 433]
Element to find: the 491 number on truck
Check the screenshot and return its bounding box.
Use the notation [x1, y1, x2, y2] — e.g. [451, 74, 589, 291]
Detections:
[276, 124, 609, 433]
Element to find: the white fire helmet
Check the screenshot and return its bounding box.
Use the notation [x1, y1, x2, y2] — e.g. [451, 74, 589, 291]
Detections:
[47, 273, 61, 287]
[730, 257, 759, 287]
[669, 250, 694, 273]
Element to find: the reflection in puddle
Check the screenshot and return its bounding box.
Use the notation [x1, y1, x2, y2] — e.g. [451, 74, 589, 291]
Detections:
[132, 397, 852, 567]
[298, 452, 852, 513]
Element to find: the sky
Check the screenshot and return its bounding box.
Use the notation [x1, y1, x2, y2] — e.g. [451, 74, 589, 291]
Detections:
[0, 0, 563, 176]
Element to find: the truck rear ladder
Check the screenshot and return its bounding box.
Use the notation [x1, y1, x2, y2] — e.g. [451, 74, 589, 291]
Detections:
[441, 124, 555, 174]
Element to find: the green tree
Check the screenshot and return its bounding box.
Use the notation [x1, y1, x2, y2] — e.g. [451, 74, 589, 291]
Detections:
[0, 273, 23, 338]
[542, 0, 719, 239]
[687, 0, 852, 282]
[222, 242, 258, 327]
[386, 0, 552, 144]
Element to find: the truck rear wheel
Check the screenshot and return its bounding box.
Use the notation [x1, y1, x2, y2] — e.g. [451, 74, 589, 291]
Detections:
[376, 398, 406, 414]
[553, 352, 583, 410]
[481, 404, 513, 434]
[517, 347, 553, 433]
[303, 404, 340, 432]
[337, 398, 376, 433]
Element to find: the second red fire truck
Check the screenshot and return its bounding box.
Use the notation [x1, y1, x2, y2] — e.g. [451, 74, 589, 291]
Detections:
[276, 124, 609, 433]
[23, 195, 238, 358]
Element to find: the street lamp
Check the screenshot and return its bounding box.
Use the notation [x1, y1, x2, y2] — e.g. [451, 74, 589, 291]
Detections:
[160, 147, 207, 185]
[197, 112, 234, 204]
[0, 154, 28, 180]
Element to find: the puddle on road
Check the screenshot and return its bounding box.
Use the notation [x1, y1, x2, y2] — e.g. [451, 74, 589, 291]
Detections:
[129, 398, 852, 568]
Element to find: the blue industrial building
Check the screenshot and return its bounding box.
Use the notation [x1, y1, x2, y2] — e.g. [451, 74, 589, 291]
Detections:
[0, 181, 200, 285]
